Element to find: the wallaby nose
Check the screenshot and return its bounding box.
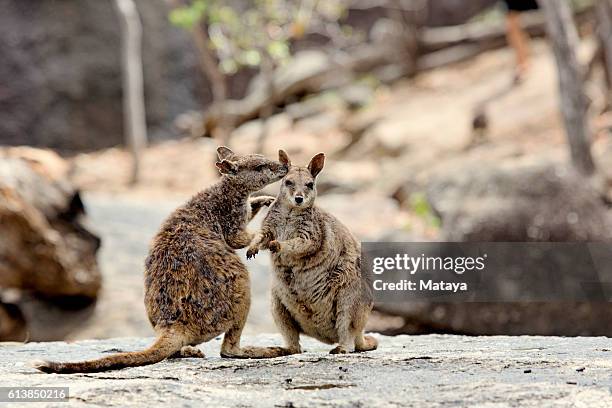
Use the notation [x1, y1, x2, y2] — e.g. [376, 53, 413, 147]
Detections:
[295, 196, 304, 204]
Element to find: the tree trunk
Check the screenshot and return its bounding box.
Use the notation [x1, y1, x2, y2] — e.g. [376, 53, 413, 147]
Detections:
[255, 55, 276, 154]
[190, 23, 232, 147]
[596, 0, 612, 107]
[113, 0, 148, 185]
[192, 24, 227, 104]
[539, 0, 595, 176]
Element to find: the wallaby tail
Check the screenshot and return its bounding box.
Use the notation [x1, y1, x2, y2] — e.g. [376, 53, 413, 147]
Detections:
[31, 329, 184, 374]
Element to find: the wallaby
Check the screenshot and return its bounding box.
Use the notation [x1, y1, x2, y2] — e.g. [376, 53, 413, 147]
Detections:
[33, 147, 289, 374]
[247, 151, 378, 355]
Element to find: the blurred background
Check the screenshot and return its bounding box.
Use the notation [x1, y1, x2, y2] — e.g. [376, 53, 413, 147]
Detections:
[1, 0, 612, 342]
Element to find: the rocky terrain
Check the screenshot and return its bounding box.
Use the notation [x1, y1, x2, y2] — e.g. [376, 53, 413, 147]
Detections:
[4, 334, 612, 407]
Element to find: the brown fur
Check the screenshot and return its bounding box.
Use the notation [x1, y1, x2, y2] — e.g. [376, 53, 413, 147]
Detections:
[247, 151, 378, 355]
[32, 147, 290, 374]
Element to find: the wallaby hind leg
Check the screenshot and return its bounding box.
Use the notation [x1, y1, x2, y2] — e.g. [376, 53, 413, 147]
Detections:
[330, 286, 360, 354]
[353, 304, 378, 352]
[220, 287, 292, 359]
[272, 293, 302, 354]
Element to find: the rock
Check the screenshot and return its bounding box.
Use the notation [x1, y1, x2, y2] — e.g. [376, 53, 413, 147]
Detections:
[4, 334, 612, 406]
[0, 0, 202, 150]
[376, 302, 612, 337]
[0, 148, 101, 341]
[427, 159, 612, 241]
[0, 301, 26, 341]
[374, 158, 612, 337]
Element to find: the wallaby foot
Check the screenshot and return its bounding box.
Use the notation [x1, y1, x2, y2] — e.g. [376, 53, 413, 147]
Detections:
[355, 335, 378, 352]
[329, 345, 349, 354]
[220, 294, 289, 359]
[221, 346, 294, 359]
[170, 346, 205, 359]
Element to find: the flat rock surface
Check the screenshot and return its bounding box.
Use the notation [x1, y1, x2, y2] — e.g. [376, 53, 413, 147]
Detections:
[3, 334, 612, 407]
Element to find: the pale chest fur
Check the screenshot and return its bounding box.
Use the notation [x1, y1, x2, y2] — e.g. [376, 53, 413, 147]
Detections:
[269, 209, 311, 242]
[266, 205, 359, 343]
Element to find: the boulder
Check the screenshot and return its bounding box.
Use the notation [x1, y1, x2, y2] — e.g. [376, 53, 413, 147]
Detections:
[376, 302, 612, 336]
[0, 148, 101, 341]
[427, 159, 612, 241]
[0, 0, 202, 150]
[374, 158, 612, 337]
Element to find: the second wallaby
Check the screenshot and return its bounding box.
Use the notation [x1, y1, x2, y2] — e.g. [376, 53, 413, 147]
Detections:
[247, 151, 378, 354]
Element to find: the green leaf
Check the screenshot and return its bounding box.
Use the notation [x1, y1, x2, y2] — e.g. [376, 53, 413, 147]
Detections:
[242, 49, 262, 66]
[409, 192, 441, 228]
[193, 0, 208, 14]
[267, 40, 289, 61]
[169, 6, 204, 30]
[217, 6, 238, 25]
[220, 59, 238, 74]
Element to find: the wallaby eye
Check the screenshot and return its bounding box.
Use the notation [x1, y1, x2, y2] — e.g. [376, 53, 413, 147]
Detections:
[255, 164, 266, 171]
[306, 182, 314, 189]
[285, 180, 293, 187]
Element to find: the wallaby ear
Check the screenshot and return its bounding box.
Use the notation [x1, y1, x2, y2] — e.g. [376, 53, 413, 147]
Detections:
[217, 146, 234, 161]
[307, 153, 325, 178]
[215, 159, 238, 175]
[278, 149, 291, 167]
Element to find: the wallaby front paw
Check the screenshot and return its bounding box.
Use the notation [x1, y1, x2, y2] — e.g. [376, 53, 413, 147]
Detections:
[246, 246, 259, 259]
[268, 240, 281, 253]
[329, 346, 349, 355]
[260, 196, 275, 207]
